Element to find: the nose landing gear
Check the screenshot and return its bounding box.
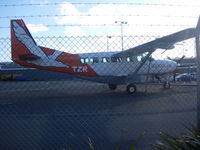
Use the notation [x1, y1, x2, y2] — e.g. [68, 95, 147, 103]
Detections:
[108, 83, 137, 94]
[163, 81, 171, 89]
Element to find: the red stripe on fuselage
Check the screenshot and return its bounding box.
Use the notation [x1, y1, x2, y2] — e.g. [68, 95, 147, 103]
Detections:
[56, 52, 98, 76]
[14, 58, 98, 76]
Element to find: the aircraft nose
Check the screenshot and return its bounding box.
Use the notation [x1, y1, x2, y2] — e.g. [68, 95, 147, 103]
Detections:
[152, 59, 177, 74]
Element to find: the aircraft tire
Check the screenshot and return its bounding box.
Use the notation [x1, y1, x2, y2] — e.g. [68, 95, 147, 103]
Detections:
[108, 84, 117, 90]
[126, 84, 137, 94]
[163, 81, 170, 89]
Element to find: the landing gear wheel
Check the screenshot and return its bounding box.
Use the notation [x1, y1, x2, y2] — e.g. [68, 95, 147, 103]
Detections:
[108, 84, 117, 90]
[163, 81, 170, 89]
[126, 84, 137, 94]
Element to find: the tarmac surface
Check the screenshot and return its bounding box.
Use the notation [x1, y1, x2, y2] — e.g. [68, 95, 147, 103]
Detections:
[0, 80, 197, 150]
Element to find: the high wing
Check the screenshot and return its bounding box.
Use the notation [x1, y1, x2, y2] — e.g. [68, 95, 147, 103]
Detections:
[113, 28, 196, 58]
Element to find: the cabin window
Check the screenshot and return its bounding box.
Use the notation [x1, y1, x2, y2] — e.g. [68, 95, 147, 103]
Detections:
[126, 56, 133, 62]
[85, 58, 89, 63]
[137, 56, 142, 62]
[90, 57, 99, 63]
[101, 57, 110, 63]
[80, 58, 85, 63]
[111, 57, 122, 63]
[80, 58, 89, 64]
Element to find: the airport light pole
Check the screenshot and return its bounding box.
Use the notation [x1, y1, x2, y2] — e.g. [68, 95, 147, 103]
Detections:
[115, 21, 127, 51]
[106, 36, 112, 51]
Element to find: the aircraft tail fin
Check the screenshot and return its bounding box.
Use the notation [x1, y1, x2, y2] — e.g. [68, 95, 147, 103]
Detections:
[11, 19, 43, 62]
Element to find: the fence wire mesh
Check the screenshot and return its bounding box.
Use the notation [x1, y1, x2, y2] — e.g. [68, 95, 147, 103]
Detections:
[0, 35, 197, 150]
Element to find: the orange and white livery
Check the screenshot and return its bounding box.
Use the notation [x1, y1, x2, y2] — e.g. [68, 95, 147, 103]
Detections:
[11, 19, 196, 94]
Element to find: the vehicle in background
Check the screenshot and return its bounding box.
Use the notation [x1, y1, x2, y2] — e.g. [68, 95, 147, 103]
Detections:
[176, 72, 197, 82]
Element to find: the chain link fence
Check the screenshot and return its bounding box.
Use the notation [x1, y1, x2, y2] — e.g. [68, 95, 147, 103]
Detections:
[0, 35, 197, 150]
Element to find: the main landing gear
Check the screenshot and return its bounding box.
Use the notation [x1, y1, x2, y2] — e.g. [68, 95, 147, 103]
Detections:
[126, 84, 137, 94]
[108, 84, 137, 94]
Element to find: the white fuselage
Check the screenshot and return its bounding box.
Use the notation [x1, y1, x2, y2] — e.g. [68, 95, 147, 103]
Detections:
[78, 51, 177, 76]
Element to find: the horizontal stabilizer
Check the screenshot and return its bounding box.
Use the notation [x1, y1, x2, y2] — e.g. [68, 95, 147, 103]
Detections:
[19, 54, 41, 61]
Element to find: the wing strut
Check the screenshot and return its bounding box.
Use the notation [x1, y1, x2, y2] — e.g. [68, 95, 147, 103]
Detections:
[132, 51, 153, 75]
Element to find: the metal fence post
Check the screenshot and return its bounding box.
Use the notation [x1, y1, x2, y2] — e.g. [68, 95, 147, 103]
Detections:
[196, 16, 200, 129]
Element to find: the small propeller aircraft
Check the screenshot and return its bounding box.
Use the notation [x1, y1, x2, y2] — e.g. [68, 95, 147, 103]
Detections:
[10, 19, 197, 94]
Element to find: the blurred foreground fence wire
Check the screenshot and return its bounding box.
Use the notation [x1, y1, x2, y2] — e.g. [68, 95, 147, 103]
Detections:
[0, 35, 198, 150]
